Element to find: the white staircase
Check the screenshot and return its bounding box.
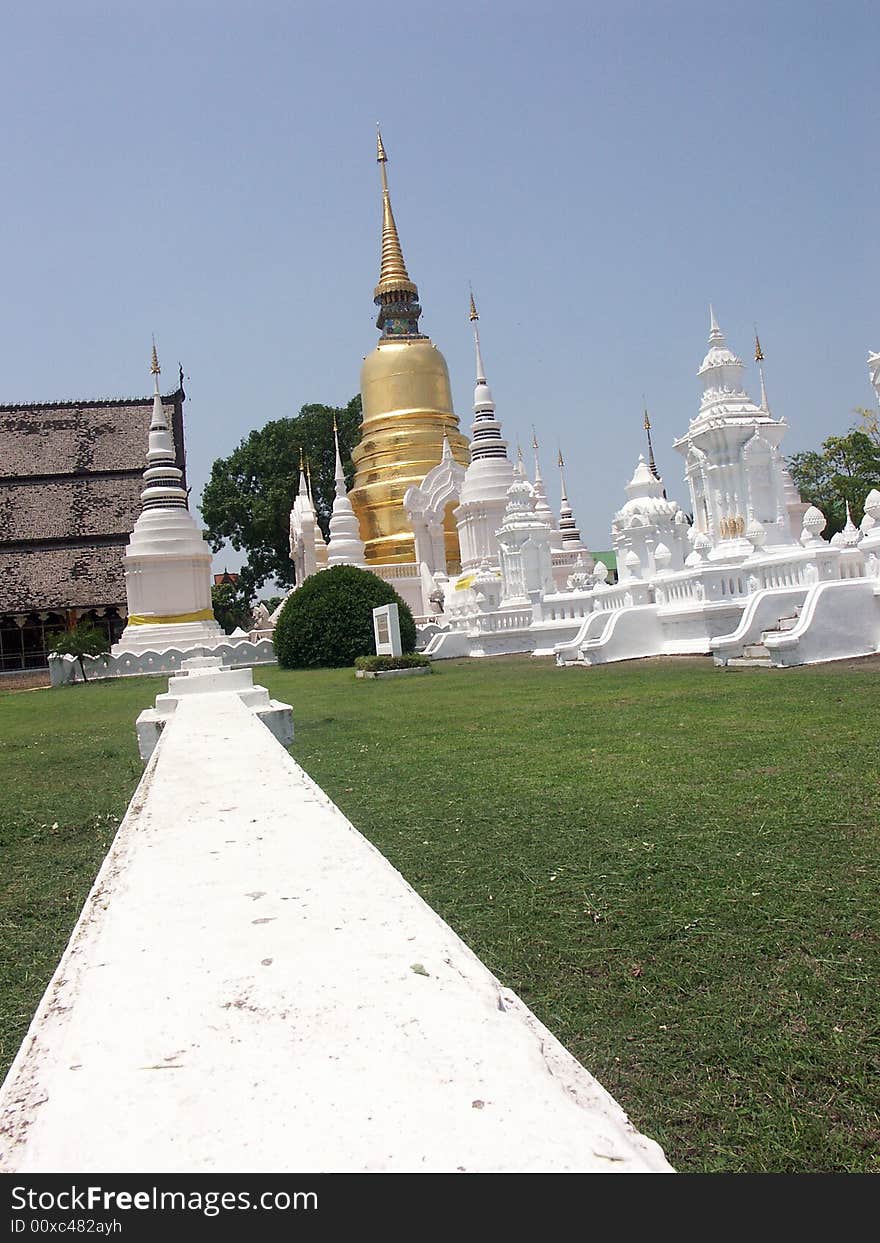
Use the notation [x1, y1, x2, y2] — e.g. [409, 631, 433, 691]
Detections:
[726, 607, 801, 669]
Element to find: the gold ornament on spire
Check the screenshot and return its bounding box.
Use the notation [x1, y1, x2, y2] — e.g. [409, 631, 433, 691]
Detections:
[754, 330, 764, 362]
[558, 449, 565, 468]
[469, 290, 479, 322]
[373, 128, 418, 300]
[644, 407, 651, 431]
[532, 427, 539, 451]
[150, 337, 160, 375]
[299, 447, 304, 471]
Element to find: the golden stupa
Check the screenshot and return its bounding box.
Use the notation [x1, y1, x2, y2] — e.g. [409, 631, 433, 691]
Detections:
[349, 129, 470, 567]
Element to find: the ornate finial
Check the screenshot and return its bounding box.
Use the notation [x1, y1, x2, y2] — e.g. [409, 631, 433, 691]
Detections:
[150, 337, 160, 376]
[469, 288, 479, 322]
[754, 329, 770, 412]
[642, 397, 662, 489]
[299, 447, 304, 471]
[517, 442, 523, 465]
[373, 127, 418, 305]
[531, 426, 539, 452]
[558, 449, 564, 469]
[332, 412, 338, 433]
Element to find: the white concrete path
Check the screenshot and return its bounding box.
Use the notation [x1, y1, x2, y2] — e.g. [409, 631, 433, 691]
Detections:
[0, 693, 671, 1173]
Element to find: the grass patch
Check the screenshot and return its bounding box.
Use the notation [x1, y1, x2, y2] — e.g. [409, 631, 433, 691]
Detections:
[0, 677, 155, 1075]
[1, 657, 878, 1171]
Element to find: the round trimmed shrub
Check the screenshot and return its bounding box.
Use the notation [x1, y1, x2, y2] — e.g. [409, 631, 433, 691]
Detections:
[273, 565, 417, 668]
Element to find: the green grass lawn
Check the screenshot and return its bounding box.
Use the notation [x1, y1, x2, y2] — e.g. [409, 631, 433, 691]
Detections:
[1, 657, 878, 1172]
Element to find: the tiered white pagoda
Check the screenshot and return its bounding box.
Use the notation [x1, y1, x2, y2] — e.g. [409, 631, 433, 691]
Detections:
[326, 417, 366, 567]
[674, 308, 802, 558]
[114, 345, 224, 656]
[612, 456, 690, 581]
[496, 459, 556, 606]
[289, 454, 328, 584]
[454, 294, 515, 571]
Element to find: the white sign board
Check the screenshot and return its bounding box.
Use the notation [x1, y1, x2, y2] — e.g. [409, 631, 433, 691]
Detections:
[372, 603, 402, 657]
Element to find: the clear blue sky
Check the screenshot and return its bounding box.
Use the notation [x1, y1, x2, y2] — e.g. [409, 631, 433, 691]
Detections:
[1, 1, 877, 573]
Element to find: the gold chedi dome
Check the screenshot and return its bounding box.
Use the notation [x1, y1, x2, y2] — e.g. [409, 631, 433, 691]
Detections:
[349, 130, 469, 567]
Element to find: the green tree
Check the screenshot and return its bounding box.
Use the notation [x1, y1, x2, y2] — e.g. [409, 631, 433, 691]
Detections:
[855, 405, 880, 450]
[273, 565, 416, 669]
[200, 396, 362, 598]
[211, 583, 253, 634]
[49, 621, 110, 682]
[788, 427, 880, 538]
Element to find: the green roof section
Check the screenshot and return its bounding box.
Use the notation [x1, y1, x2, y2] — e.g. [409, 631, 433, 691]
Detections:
[591, 550, 617, 571]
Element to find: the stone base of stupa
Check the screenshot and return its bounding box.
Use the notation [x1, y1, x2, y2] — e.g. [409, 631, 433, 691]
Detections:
[112, 618, 226, 656]
[49, 627, 277, 687]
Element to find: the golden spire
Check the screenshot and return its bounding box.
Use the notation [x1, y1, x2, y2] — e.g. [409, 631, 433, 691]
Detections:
[374, 127, 418, 301]
[469, 289, 479, 322]
[532, 427, 539, 451]
[558, 448, 565, 468]
[150, 337, 160, 376]
[754, 329, 764, 362]
[299, 447, 304, 471]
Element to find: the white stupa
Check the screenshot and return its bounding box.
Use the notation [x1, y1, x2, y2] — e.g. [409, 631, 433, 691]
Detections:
[556, 449, 590, 559]
[289, 452, 325, 584]
[307, 463, 329, 571]
[612, 455, 689, 580]
[326, 416, 366, 566]
[114, 343, 224, 656]
[674, 308, 802, 560]
[531, 431, 563, 552]
[455, 293, 515, 570]
[497, 454, 556, 605]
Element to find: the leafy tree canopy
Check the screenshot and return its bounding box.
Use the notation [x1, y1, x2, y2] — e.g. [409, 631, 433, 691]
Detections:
[211, 583, 253, 635]
[788, 425, 880, 538]
[200, 396, 362, 598]
[273, 565, 416, 669]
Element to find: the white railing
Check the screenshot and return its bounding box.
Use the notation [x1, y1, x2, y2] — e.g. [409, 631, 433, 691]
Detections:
[541, 592, 593, 623]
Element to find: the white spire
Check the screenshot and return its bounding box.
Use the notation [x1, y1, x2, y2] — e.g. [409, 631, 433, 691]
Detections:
[759, 366, 769, 413]
[142, 338, 187, 511]
[557, 449, 585, 551]
[709, 303, 722, 341]
[464, 293, 508, 465]
[470, 289, 487, 384]
[530, 429, 559, 544]
[695, 308, 760, 421]
[333, 416, 346, 495]
[326, 417, 366, 566]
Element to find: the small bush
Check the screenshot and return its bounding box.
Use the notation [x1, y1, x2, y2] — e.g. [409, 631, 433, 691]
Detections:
[49, 622, 110, 682]
[274, 565, 417, 669]
[354, 653, 431, 672]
